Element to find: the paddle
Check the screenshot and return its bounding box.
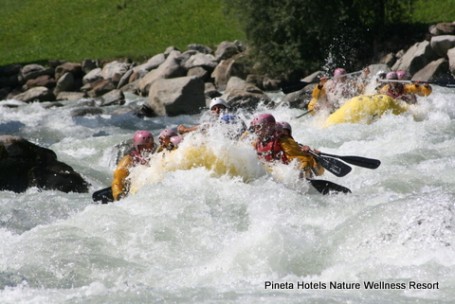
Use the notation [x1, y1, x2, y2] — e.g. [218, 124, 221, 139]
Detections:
[319, 152, 381, 169]
[295, 110, 313, 118]
[92, 186, 114, 204]
[308, 179, 351, 195]
[309, 151, 352, 177]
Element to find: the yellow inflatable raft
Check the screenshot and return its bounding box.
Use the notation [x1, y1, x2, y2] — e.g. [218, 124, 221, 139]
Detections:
[323, 94, 409, 127]
[128, 141, 266, 193]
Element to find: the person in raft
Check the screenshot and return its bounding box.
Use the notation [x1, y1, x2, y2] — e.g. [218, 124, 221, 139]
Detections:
[177, 97, 230, 135]
[111, 130, 157, 201]
[249, 113, 324, 178]
[307, 67, 368, 114]
[156, 128, 183, 153]
[377, 71, 431, 103]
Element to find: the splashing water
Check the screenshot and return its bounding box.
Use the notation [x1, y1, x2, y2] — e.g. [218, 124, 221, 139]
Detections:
[0, 87, 454, 303]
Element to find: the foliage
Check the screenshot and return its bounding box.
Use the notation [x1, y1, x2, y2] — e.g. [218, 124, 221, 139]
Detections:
[223, 0, 454, 80]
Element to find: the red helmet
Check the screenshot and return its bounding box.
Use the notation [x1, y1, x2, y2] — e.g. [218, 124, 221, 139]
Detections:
[386, 71, 398, 80]
[159, 128, 178, 140]
[133, 130, 153, 148]
[333, 68, 347, 78]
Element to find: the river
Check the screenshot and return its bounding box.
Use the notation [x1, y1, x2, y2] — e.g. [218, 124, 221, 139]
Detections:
[0, 87, 454, 303]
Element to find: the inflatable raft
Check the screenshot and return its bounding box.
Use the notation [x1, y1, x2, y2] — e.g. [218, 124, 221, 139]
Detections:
[128, 140, 266, 193]
[324, 94, 409, 127]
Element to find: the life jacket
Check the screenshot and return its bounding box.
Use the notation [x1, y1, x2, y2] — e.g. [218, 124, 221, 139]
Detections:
[384, 85, 404, 99]
[255, 136, 289, 164]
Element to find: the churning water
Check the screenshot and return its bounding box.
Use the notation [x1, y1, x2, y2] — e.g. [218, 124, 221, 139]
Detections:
[0, 88, 454, 303]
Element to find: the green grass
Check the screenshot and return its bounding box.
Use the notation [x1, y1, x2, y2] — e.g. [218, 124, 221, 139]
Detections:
[411, 0, 455, 23]
[1, 0, 453, 67]
[0, 0, 244, 66]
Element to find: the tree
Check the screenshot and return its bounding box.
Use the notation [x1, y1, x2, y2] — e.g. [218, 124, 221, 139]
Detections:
[223, 0, 414, 80]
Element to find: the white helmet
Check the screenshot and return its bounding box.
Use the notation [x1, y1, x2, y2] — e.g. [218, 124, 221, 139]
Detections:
[209, 97, 229, 110]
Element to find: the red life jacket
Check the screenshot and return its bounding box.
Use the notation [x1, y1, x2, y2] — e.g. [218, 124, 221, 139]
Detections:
[255, 136, 289, 164]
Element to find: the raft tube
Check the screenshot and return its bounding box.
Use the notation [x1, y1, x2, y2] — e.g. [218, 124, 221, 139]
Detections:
[324, 94, 409, 127]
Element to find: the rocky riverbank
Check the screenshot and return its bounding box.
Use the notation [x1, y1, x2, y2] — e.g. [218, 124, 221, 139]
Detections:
[1, 22, 455, 118]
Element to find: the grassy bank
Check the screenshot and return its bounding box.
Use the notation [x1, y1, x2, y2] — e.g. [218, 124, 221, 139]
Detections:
[1, 0, 453, 67]
[0, 0, 244, 66]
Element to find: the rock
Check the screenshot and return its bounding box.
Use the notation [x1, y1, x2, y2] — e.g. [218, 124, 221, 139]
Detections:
[429, 22, 455, 36]
[430, 35, 455, 57]
[20, 64, 53, 82]
[54, 62, 83, 81]
[412, 58, 452, 82]
[99, 89, 125, 106]
[101, 60, 131, 84]
[214, 40, 244, 61]
[222, 76, 272, 110]
[392, 41, 438, 75]
[138, 50, 187, 95]
[0, 136, 89, 193]
[70, 107, 103, 117]
[146, 76, 205, 116]
[24, 75, 56, 90]
[13, 86, 55, 102]
[448, 47, 455, 74]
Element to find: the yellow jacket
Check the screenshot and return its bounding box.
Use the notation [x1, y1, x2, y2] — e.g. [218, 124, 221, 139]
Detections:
[279, 136, 325, 177]
[378, 83, 432, 98]
[308, 84, 331, 113]
[111, 154, 134, 201]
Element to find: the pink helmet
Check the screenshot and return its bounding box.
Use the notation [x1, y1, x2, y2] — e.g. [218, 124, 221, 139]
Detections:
[333, 68, 347, 78]
[250, 113, 276, 128]
[278, 121, 292, 133]
[396, 70, 408, 80]
[133, 130, 153, 148]
[386, 71, 398, 80]
[159, 128, 178, 140]
[170, 135, 183, 146]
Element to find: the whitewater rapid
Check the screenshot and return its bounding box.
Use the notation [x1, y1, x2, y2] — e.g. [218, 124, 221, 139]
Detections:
[0, 88, 454, 303]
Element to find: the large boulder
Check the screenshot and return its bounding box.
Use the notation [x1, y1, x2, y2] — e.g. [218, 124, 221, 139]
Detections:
[138, 50, 187, 95]
[430, 35, 455, 57]
[13, 86, 55, 102]
[392, 41, 438, 75]
[0, 136, 89, 193]
[146, 76, 205, 116]
[222, 76, 272, 110]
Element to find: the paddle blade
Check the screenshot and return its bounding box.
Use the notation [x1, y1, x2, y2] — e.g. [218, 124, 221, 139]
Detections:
[308, 179, 351, 195]
[92, 187, 114, 204]
[320, 152, 381, 169]
[313, 154, 352, 177]
[337, 155, 381, 169]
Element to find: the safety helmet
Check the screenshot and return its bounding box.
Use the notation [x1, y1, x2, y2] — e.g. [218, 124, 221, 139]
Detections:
[333, 68, 347, 78]
[159, 128, 178, 140]
[278, 121, 292, 133]
[209, 97, 229, 110]
[386, 71, 398, 80]
[133, 130, 153, 148]
[396, 70, 408, 80]
[250, 113, 276, 128]
[376, 70, 386, 79]
[170, 135, 182, 146]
